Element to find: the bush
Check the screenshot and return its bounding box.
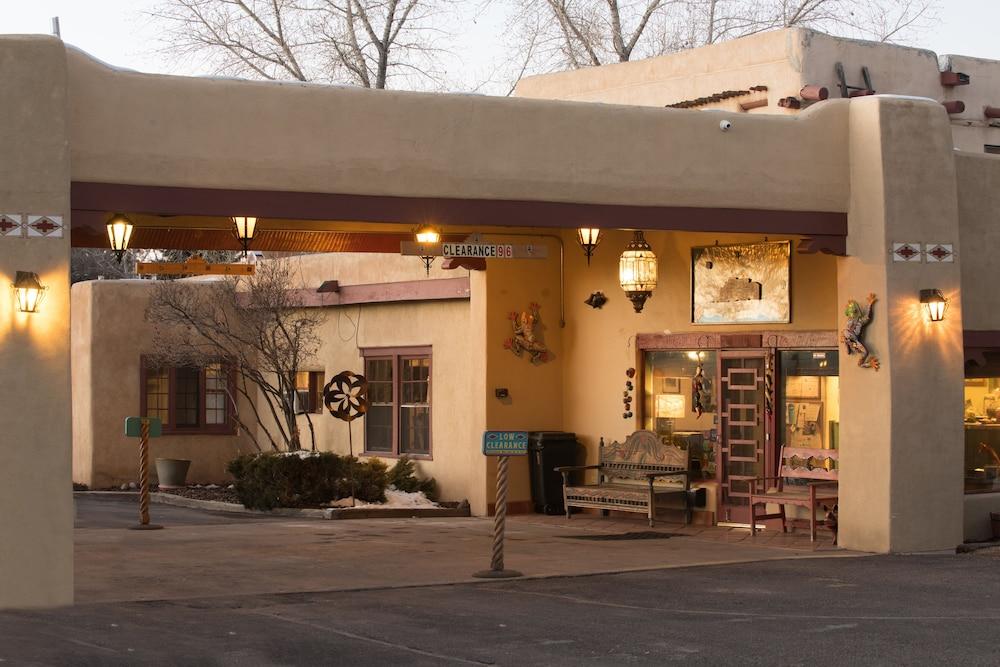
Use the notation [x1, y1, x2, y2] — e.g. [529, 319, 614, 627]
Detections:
[387, 456, 439, 501]
[227, 452, 388, 511]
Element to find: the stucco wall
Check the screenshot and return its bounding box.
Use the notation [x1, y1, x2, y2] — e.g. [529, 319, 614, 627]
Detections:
[955, 152, 1000, 331]
[280, 253, 481, 512]
[516, 28, 1000, 153]
[71, 280, 257, 488]
[62, 46, 849, 216]
[560, 229, 837, 489]
[0, 36, 74, 609]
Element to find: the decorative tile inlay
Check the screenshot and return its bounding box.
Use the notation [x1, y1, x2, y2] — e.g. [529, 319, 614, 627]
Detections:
[0, 213, 23, 237]
[892, 242, 922, 263]
[925, 243, 954, 263]
[26, 215, 63, 238]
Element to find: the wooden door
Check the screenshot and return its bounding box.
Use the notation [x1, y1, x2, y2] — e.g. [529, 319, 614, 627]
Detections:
[718, 351, 771, 524]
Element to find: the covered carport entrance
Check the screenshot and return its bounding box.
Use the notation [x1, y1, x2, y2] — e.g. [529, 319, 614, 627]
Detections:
[0, 35, 965, 609]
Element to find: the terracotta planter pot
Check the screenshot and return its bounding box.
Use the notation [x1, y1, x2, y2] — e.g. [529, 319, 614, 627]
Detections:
[155, 458, 191, 489]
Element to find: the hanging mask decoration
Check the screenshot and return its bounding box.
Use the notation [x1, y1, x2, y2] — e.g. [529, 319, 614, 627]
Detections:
[323, 371, 369, 422]
[692, 363, 706, 418]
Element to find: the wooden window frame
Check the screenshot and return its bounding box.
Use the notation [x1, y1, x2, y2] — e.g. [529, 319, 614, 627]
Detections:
[360, 346, 432, 460]
[294, 370, 325, 415]
[140, 357, 237, 436]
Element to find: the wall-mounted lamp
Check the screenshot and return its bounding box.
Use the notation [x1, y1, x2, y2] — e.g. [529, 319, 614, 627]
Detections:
[232, 216, 258, 258]
[619, 230, 658, 313]
[577, 228, 602, 265]
[12, 271, 46, 313]
[414, 224, 441, 275]
[106, 213, 134, 263]
[920, 288, 947, 322]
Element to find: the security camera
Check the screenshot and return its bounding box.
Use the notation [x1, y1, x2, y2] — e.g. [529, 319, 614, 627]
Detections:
[720, 119, 733, 132]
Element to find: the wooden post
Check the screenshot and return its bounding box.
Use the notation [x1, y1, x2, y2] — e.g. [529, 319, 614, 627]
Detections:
[474, 455, 522, 578]
[129, 418, 163, 531]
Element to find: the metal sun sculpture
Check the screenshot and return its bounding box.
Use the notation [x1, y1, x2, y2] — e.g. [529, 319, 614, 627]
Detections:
[841, 293, 880, 371]
[323, 371, 369, 422]
[504, 302, 549, 364]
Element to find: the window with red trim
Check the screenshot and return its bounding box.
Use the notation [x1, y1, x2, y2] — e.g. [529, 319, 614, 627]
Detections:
[140, 360, 236, 435]
[362, 348, 431, 457]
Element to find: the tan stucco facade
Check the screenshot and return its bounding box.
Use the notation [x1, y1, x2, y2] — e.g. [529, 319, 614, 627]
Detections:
[516, 28, 1000, 154]
[5, 29, 1000, 608]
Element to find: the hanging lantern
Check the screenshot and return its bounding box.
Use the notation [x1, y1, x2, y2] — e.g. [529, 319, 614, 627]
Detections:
[920, 288, 947, 322]
[106, 213, 134, 263]
[12, 271, 46, 313]
[619, 230, 657, 313]
[414, 224, 441, 275]
[232, 216, 258, 258]
[577, 228, 602, 265]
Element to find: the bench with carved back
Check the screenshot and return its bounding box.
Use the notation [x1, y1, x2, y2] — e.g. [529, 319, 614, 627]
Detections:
[555, 430, 694, 527]
[749, 446, 839, 542]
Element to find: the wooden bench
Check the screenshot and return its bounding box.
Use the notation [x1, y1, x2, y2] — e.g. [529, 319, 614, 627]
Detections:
[555, 430, 696, 527]
[749, 446, 839, 542]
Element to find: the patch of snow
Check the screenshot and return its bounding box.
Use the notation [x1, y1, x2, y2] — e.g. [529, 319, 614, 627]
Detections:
[356, 485, 439, 509]
[276, 450, 321, 459]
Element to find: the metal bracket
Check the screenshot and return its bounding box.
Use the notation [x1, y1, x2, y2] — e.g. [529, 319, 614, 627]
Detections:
[835, 62, 875, 98]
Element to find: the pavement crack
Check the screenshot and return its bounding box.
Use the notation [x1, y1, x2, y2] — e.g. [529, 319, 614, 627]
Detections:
[243, 609, 492, 665]
[496, 589, 1000, 622]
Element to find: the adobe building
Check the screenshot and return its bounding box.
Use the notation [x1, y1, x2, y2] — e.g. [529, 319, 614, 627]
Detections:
[4, 27, 1000, 609]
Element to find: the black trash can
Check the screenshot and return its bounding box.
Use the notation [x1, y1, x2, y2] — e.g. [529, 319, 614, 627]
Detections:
[528, 431, 580, 515]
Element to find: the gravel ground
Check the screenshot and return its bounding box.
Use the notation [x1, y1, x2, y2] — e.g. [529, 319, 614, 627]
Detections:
[159, 486, 241, 504]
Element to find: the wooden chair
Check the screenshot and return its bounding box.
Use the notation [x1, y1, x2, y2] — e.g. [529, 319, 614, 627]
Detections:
[749, 446, 838, 542]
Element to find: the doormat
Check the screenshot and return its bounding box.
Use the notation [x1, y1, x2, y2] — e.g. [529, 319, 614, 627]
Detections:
[563, 531, 681, 541]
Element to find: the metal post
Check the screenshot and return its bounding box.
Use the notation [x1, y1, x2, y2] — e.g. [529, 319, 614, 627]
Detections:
[130, 418, 163, 530]
[474, 455, 522, 578]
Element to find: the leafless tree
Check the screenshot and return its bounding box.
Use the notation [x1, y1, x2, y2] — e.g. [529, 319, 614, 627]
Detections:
[147, 259, 325, 452]
[71, 249, 140, 283]
[151, 0, 453, 89]
[495, 0, 938, 81]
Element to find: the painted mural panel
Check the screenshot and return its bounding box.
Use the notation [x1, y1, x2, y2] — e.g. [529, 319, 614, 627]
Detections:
[691, 241, 790, 325]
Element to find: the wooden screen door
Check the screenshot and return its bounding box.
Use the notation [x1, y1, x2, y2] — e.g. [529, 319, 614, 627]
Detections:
[718, 351, 771, 524]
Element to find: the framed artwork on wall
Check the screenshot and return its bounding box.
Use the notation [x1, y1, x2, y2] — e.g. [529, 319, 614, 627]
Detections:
[661, 377, 682, 394]
[691, 241, 791, 325]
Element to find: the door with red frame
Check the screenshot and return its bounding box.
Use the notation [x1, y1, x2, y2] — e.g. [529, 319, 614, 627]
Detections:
[717, 351, 772, 524]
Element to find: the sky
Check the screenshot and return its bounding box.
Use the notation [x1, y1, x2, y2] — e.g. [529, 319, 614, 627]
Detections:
[2, 0, 1000, 94]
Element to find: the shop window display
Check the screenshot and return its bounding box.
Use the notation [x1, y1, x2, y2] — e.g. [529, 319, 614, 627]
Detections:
[779, 351, 840, 452]
[963, 377, 1000, 493]
[642, 350, 718, 481]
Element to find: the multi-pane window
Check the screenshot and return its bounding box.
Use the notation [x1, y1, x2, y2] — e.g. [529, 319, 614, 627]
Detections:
[141, 360, 235, 434]
[294, 371, 325, 415]
[363, 348, 431, 457]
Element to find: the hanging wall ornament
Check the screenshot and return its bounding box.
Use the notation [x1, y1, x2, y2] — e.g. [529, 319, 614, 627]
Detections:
[841, 293, 880, 371]
[622, 368, 636, 420]
[584, 291, 608, 309]
[691, 363, 706, 418]
[323, 371, 369, 421]
[504, 302, 549, 364]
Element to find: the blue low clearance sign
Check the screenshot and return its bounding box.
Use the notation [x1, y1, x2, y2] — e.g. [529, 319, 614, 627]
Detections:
[482, 431, 529, 456]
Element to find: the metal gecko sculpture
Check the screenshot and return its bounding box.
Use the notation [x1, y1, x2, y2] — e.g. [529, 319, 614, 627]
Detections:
[504, 302, 549, 364]
[841, 293, 880, 371]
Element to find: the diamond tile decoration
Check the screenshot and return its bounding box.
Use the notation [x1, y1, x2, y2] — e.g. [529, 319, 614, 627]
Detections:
[26, 215, 63, 238]
[0, 213, 23, 237]
[892, 242, 922, 263]
[925, 243, 954, 263]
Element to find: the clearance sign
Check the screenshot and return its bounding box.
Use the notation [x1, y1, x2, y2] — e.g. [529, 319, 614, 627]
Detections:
[482, 431, 529, 456]
[399, 240, 548, 259]
[442, 243, 513, 258]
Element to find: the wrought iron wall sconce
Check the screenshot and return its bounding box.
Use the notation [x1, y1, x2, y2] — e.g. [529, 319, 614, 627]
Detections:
[232, 216, 258, 258]
[920, 288, 947, 322]
[106, 212, 134, 263]
[619, 230, 658, 313]
[12, 271, 46, 313]
[414, 224, 441, 275]
[576, 228, 601, 265]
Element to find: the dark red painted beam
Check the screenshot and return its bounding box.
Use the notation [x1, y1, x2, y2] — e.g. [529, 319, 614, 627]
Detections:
[71, 182, 847, 243]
